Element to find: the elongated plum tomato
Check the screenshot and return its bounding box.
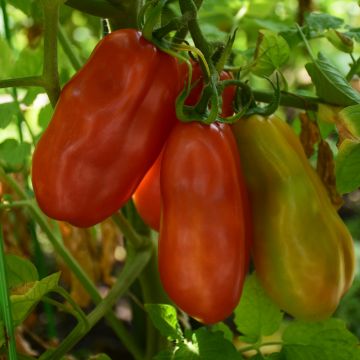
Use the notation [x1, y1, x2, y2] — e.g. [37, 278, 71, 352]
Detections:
[232, 115, 355, 320]
[159, 121, 249, 324]
[31, 29, 181, 227]
[132, 151, 162, 231]
[133, 63, 237, 231]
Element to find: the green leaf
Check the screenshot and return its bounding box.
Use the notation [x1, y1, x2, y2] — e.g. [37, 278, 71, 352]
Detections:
[38, 103, 54, 130]
[335, 139, 360, 194]
[305, 13, 343, 33]
[11, 272, 60, 325]
[266, 354, 284, 360]
[281, 319, 360, 360]
[345, 28, 360, 43]
[174, 328, 242, 360]
[305, 53, 360, 106]
[0, 139, 31, 172]
[145, 304, 183, 340]
[154, 349, 174, 360]
[252, 30, 290, 77]
[338, 104, 360, 138]
[325, 30, 353, 53]
[5, 254, 38, 290]
[0, 38, 14, 77]
[0, 102, 18, 129]
[234, 273, 283, 342]
[12, 47, 42, 78]
[211, 322, 234, 342]
[7, 0, 32, 14]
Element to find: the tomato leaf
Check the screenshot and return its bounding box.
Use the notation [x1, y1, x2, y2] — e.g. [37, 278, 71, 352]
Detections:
[211, 322, 233, 342]
[153, 349, 174, 360]
[252, 30, 290, 77]
[0, 38, 14, 77]
[335, 139, 360, 194]
[338, 104, 360, 138]
[305, 53, 360, 106]
[5, 254, 39, 290]
[145, 304, 183, 341]
[304, 13, 343, 33]
[174, 328, 242, 360]
[0, 139, 31, 172]
[0, 102, 18, 129]
[281, 319, 360, 360]
[234, 273, 283, 342]
[11, 272, 60, 326]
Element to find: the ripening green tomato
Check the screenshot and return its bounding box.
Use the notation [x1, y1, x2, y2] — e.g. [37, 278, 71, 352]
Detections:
[159, 121, 251, 324]
[232, 114, 355, 320]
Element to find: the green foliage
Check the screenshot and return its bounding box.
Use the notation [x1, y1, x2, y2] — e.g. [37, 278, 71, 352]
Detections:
[234, 273, 283, 343]
[0, 139, 31, 172]
[281, 319, 360, 360]
[5, 254, 39, 289]
[305, 53, 360, 106]
[11, 272, 60, 325]
[336, 139, 360, 194]
[252, 30, 290, 77]
[0, 102, 17, 129]
[145, 304, 183, 340]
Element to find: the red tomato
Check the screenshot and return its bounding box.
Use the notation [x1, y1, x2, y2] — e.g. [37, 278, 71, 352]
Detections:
[133, 62, 237, 231]
[184, 61, 236, 117]
[32, 29, 181, 227]
[133, 152, 162, 231]
[158, 121, 250, 324]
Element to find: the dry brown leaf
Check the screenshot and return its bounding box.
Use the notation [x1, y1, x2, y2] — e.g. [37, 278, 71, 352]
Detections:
[59, 222, 101, 308]
[316, 139, 344, 209]
[299, 112, 320, 158]
[99, 219, 124, 286]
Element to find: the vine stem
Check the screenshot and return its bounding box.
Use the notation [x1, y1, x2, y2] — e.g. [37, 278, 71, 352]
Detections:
[0, 225, 18, 360]
[40, 0, 61, 106]
[39, 246, 153, 360]
[0, 170, 145, 360]
[58, 26, 83, 71]
[253, 89, 321, 111]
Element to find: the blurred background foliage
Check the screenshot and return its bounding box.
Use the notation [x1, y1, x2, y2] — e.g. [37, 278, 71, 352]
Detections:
[1, 0, 360, 357]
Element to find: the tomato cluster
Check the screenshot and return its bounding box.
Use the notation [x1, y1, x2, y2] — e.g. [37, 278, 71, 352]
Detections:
[32, 29, 355, 325]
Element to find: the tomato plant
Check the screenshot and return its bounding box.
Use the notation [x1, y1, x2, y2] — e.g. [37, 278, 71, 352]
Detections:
[0, 0, 360, 359]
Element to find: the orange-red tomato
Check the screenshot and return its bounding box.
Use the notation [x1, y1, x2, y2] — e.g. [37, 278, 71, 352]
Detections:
[132, 152, 162, 231]
[32, 29, 181, 227]
[158, 121, 250, 324]
[133, 62, 236, 231]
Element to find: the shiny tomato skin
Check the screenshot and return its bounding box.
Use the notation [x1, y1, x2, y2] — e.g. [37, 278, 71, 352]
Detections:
[159, 121, 249, 324]
[133, 62, 237, 232]
[133, 152, 162, 231]
[32, 29, 181, 227]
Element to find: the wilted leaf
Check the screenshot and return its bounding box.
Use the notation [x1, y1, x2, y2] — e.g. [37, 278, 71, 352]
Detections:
[59, 222, 101, 308]
[316, 139, 344, 208]
[325, 29, 353, 53]
[299, 113, 320, 158]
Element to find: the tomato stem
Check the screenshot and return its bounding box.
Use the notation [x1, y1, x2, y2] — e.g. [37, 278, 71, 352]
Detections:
[0, 171, 145, 360]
